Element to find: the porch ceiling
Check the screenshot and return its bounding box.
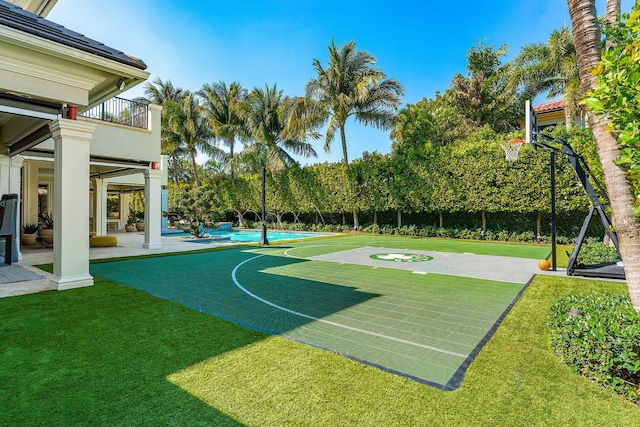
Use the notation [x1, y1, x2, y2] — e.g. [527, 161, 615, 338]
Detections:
[0, 93, 59, 154]
[24, 157, 147, 199]
[3, 0, 57, 17]
[23, 154, 149, 182]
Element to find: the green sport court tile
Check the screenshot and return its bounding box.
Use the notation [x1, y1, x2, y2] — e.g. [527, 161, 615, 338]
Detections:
[90, 239, 535, 390]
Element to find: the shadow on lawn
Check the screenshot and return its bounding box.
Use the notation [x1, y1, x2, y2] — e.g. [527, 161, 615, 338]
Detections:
[89, 247, 381, 337]
[0, 247, 379, 424]
[0, 275, 268, 425]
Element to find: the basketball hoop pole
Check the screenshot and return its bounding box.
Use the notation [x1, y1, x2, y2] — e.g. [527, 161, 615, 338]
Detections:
[529, 132, 620, 275]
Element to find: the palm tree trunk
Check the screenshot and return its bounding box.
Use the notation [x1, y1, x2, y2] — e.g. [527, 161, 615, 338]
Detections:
[172, 154, 180, 185]
[259, 164, 269, 245]
[569, 0, 640, 311]
[340, 124, 359, 228]
[564, 107, 574, 130]
[340, 124, 349, 169]
[190, 150, 199, 187]
[606, 0, 621, 50]
[230, 138, 236, 190]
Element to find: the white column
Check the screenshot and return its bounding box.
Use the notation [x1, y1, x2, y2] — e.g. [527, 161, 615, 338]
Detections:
[0, 155, 23, 195]
[49, 118, 95, 290]
[118, 193, 129, 230]
[92, 178, 108, 235]
[120, 192, 130, 228]
[143, 168, 162, 249]
[21, 161, 40, 224]
[0, 155, 12, 196]
[0, 155, 24, 260]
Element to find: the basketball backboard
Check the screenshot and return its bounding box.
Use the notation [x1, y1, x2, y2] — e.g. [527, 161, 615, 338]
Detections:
[525, 100, 538, 146]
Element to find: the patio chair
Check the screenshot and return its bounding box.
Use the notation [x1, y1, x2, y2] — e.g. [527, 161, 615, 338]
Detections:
[0, 194, 18, 265]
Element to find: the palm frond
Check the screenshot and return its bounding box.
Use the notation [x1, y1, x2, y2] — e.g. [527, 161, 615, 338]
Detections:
[302, 38, 405, 165]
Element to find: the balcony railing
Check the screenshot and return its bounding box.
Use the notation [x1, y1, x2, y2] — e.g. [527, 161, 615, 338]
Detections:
[80, 97, 148, 129]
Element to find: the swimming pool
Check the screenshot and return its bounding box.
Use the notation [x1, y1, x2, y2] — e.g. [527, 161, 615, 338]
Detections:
[163, 229, 332, 243]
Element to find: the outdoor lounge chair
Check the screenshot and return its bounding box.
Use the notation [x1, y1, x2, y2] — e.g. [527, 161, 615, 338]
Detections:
[0, 194, 18, 265]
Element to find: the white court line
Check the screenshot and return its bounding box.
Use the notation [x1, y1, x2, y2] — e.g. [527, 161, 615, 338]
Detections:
[232, 253, 467, 359]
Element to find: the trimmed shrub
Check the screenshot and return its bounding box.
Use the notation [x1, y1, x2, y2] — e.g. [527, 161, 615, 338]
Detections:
[255, 220, 580, 244]
[577, 239, 620, 266]
[548, 293, 640, 405]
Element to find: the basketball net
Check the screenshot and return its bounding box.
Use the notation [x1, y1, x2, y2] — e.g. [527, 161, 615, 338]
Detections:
[500, 140, 525, 161]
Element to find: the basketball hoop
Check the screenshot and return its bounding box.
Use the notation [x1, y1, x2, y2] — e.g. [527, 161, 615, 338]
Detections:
[500, 139, 525, 161]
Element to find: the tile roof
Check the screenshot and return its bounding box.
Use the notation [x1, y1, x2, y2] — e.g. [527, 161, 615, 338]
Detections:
[534, 99, 564, 113]
[0, 0, 146, 70]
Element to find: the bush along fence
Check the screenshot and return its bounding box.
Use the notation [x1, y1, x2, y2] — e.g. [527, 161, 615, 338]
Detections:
[168, 126, 608, 244]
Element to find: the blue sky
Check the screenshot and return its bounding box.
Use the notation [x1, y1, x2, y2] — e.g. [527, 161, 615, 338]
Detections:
[48, 0, 634, 165]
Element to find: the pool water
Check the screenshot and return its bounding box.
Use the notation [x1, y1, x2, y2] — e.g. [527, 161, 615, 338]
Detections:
[163, 229, 331, 243]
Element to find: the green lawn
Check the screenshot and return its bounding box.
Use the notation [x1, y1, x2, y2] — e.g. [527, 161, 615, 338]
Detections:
[1, 254, 638, 425]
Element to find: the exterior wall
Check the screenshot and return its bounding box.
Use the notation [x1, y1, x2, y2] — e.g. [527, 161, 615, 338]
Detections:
[29, 104, 161, 164]
[109, 154, 168, 187]
[0, 38, 95, 106]
[537, 110, 565, 128]
[83, 104, 162, 163]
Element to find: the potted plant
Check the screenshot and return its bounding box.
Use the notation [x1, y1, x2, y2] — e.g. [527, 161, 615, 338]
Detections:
[21, 223, 39, 246]
[125, 217, 137, 232]
[135, 211, 145, 232]
[38, 212, 54, 244]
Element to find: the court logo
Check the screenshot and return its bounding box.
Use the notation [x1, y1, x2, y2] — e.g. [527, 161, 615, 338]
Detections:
[370, 253, 433, 263]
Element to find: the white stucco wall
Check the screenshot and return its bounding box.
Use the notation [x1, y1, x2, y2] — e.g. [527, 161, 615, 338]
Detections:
[31, 104, 161, 165]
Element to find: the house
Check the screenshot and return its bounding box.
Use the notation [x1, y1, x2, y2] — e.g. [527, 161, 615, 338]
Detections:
[0, 0, 166, 290]
[534, 98, 586, 130]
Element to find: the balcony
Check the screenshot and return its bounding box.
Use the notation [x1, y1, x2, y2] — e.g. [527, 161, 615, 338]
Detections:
[80, 97, 149, 129]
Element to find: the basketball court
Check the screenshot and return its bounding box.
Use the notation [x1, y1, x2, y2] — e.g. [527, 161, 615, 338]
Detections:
[90, 236, 547, 390]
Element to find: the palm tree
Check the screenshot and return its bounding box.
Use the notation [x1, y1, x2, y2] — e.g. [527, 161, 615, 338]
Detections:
[447, 43, 522, 133]
[605, 0, 621, 48]
[197, 81, 248, 189]
[568, 0, 640, 311]
[143, 77, 188, 184]
[144, 77, 186, 104]
[241, 84, 317, 244]
[512, 28, 581, 128]
[301, 38, 404, 227]
[165, 93, 221, 187]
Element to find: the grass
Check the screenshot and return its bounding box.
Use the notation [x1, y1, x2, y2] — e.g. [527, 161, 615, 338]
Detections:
[2, 264, 639, 425]
[554, 244, 574, 268]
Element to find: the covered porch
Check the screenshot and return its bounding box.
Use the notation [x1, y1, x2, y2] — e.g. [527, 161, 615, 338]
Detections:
[0, 0, 163, 290]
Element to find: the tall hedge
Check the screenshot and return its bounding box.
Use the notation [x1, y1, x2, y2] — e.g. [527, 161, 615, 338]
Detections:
[168, 126, 603, 239]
